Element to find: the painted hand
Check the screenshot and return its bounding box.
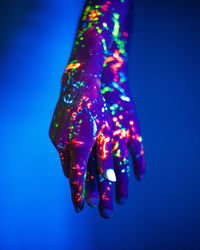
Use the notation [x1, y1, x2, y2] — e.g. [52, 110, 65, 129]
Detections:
[49, 0, 133, 216]
[49, 64, 116, 212]
[85, 34, 145, 217]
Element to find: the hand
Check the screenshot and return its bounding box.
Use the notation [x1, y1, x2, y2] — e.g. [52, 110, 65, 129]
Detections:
[85, 40, 145, 217]
[49, 0, 133, 216]
[49, 64, 116, 211]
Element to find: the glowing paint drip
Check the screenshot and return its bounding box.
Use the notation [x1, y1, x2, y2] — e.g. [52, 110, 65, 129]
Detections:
[120, 94, 130, 102]
[106, 169, 116, 182]
[112, 13, 120, 38]
[97, 122, 111, 159]
[65, 62, 81, 72]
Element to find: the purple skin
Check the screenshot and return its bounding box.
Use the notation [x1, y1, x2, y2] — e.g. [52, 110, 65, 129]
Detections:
[49, 0, 131, 214]
[85, 11, 145, 218]
[49, 66, 114, 210]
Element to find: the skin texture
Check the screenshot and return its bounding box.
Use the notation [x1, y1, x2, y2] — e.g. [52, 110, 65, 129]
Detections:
[49, 0, 131, 215]
[85, 9, 145, 218]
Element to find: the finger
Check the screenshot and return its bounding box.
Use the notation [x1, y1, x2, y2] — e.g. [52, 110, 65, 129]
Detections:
[96, 168, 113, 219]
[112, 140, 129, 204]
[58, 146, 71, 178]
[128, 133, 145, 180]
[69, 145, 90, 212]
[95, 121, 116, 182]
[85, 151, 99, 207]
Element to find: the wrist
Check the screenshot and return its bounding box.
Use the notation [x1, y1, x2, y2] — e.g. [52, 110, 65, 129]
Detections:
[69, 36, 106, 76]
[61, 64, 102, 98]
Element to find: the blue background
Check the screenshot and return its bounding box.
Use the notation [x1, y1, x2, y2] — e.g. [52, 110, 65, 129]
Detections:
[0, 0, 200, 249]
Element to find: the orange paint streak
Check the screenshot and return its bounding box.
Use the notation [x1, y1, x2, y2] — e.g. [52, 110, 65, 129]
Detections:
[88, 9, 101, 20]
[97, 122, 111, 159]
[111, 50, 124, 82]
[127, 129, 130, 139]
[113, 129, 128, 139]
[116, 122, 120, 127]
[102, 137, 110, 159]
[65, 62, 81, 71]
[131, 127, 136, 133]
[71, 101, 83, 120]
[120, 129, 127, 139]
[104, 56, 115, 63]
[87, 102, 92, 109]
[113, 129, 121, 136]
[77, 102, 83, 113]
[105, 121, 109, 127]
[136, 134, 142, 142]
[72, 112, 76, 119]
[76, 194, 83, 203]
[71, 139, 84, 146]
[112, 142, 119, 151]
[102, 192, 109, 201]
[98, 134, 110, 159]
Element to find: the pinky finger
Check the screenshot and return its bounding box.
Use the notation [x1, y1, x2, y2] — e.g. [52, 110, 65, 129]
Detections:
[128, 136, 145, 180]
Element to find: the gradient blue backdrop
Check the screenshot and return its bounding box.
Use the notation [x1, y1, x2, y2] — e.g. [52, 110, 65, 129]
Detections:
[0, 0, 200, 249]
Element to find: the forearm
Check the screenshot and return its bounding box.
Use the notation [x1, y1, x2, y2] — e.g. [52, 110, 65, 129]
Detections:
[67, 0, 131, 77]
[101, 11, 131, 97]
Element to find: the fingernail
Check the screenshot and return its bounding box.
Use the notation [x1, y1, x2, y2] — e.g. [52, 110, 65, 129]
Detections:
[75, 203, 84, 213]
[88, 197, 98, 207]
[136, 173, 144, 180]
[117, 197, 127, 204]
[106, 169, 116, 182]
[101, 209, 113, 218]
[75, 207, 81, 213]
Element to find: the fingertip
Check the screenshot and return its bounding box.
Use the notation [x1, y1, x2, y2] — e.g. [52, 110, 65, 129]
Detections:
[116, 196, 127, 205]
[75, 207, 81, 213]
[100, 208, 113, 219]
[135, 172, 145, 181]
[74, 203, 84, 213]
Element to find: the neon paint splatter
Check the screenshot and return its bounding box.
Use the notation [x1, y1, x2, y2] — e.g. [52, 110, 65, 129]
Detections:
[49, 0, 144, 218]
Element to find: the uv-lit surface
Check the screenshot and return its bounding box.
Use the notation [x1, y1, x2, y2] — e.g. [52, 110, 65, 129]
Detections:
[0, 0, 200, 249]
